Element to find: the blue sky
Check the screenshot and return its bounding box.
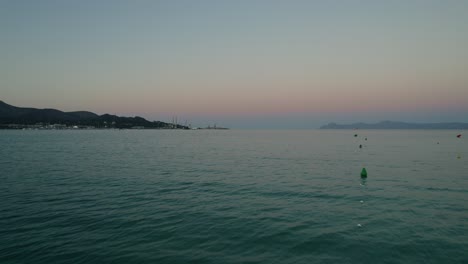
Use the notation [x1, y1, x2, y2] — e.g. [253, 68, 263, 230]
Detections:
[1, 0, 468, 128]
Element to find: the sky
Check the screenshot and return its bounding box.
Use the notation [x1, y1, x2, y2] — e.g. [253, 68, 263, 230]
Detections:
[1, 0, 468, 128]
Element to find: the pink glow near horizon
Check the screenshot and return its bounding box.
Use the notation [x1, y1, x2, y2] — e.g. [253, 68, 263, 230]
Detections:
[2, 1, 468, 126]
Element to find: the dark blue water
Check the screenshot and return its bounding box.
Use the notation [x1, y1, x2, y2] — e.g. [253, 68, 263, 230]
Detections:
[1, 130, 467, 263]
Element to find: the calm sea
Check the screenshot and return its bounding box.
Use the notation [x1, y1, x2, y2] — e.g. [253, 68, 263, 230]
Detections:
[1, 129, 467, 263]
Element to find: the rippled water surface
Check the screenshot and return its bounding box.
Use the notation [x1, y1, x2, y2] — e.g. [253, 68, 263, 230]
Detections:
[1, 129, 467, 263]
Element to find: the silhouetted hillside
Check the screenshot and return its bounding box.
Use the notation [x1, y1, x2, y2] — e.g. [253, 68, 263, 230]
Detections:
[0, 100, 186, 129]
[0, 101, 98, 123]
[320, 121, 468, 129]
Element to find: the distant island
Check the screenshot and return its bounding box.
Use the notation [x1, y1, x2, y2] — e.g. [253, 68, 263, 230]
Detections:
[0, 100, 190, 129]
[320, 121, 468, 129]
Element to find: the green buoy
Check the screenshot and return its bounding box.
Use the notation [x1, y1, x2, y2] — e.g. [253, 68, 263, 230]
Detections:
[354, 134, 358, 137]
[360, 167, 367, 178]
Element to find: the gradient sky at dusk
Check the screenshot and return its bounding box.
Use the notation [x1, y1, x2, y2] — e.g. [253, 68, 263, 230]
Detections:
[1, 0, 468, 128]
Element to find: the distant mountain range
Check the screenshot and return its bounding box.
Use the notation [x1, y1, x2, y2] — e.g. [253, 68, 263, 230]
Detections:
[0, 100, 187, 129]
[320, 121, 468, 129]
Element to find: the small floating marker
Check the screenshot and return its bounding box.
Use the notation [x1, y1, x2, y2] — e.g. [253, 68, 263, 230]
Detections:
[456, 134, 462, 138]
[357, 224, 362, 227]
[359, 144, 362, 149]
[457, 154, 461, 159]
[365, 137, 367, 141]
[360, 200, 364, 203]
[354, 134, 358, 137]
[360, 167, 367, 178]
